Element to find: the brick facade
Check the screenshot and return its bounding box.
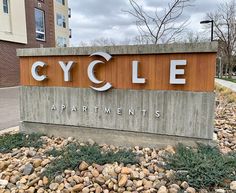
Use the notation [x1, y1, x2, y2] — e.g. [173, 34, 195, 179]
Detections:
[0, 41, 24, 87]
[0, 0, 55, 87]
[25, 0, 55, 48]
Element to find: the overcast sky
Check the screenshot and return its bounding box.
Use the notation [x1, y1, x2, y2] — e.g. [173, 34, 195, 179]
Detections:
[68, 0, 225, 46]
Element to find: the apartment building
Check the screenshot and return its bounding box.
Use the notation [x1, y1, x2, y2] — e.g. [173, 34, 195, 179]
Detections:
[54, 0, 71, 47]
[0, 0, 71, 87]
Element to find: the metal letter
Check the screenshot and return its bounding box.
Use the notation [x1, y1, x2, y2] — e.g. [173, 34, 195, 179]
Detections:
[83, 106, 88, 112]
[155, 111, 160, 118]
[132, 61, 146, 84]
[31, 61, 47, 81]
[61, 105, 66, 111]
[88, 52, 112, 92]
[51, 105, 56, 111]
[141, 110, 147, 117]
[59, 61, 75, 82]
[71, 106, 77, 112]
[170, 60, 187, 84]
[117, 108, 122, 115]
[129, 109, 135, 116]
[104, 108, 111, 114]
[94, 107, 99, 113]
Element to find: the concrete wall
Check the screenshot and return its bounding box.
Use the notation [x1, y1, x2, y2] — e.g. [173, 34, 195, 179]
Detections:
[20, 87, 215, 140]
[21, 122, 214, 148]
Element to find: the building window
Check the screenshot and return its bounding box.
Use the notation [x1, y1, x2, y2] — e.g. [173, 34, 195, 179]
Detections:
[56, 13, 66, 28]
[68, 8, 71, 18]
[69, 29, 72, 38]
[35, 8, 45, 41]
[56, 0, 65, 5]
[57, 36, 67, 47]
[3, 0, 9, 13]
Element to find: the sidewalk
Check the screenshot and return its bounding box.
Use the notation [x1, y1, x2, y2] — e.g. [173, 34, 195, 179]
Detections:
[0, 87, 20, 130]
[215, 78, 236, 92]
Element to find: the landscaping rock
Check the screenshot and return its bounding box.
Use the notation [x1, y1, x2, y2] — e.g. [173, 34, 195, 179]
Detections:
[95, 176, 105, 185]
[169, 188, 178, 193]
[33, 159, 42, 168]
[87, 138, 95, 146]
[0, 179, 8, 187]
[42, 176, 49, 185]
[230, 181, 236, 190]
[41, 159, 50, 167]
[158, 186, 168, 193]
[79, 161, 89, 171]
[23, 163, 34, 175]
[186, 187, 196, 193]
[121, 167, 132, 174]
[215, 189, 226, 193]
[71, 184, 84, 192]
[49, 183, 59, 190]
[55, 175, 64, 183]
[118, 174, 128, 187]
[181, 181, 189, 189]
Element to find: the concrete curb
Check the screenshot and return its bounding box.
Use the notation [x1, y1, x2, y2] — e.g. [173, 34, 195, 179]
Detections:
[0, 126, 19, 135]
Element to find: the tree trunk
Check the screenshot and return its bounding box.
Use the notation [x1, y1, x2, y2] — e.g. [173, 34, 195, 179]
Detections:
[228, 64, 233, 79]
[225, 63, 229, 78]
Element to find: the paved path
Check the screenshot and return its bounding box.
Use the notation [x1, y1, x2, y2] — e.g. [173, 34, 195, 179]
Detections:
[215, 78, 236, 92]
[0, 87, 19, 130]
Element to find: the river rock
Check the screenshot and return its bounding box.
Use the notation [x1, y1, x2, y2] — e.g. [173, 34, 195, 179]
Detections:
[23, 163, 34, 175]
[230, 181, 236, 190]
[118, 174, 128, 187]
[79, 161, 89, 171]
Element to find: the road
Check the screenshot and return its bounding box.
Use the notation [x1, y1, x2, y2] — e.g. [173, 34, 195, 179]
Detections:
[0, 87, 20, 130]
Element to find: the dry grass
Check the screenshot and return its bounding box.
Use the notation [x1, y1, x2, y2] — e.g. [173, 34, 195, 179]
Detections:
[215, 83, 236, 103]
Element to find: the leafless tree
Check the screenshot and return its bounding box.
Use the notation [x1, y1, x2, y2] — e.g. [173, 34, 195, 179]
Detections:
[207, 0, 236, 78]
[125, 0, 192, 44]
[77, 38, 134, 47]
[182, 31, 207, 43]
[90, 37, 117, 46]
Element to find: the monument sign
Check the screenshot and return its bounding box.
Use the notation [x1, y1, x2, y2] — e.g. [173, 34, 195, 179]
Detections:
[17, 42, 217, 146]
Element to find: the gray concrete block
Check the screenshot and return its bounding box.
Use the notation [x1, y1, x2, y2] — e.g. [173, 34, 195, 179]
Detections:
[17, 42, 218, 57]
[20, 86, 215, 140]
[20, 122, 214, 148]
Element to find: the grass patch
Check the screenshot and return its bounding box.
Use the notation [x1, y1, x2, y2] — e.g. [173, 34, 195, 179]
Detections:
[165, 144, 236, 190]
[44, 143, 138, 179]
[0, 133, 43, 153]
[45, 147, 63, 157]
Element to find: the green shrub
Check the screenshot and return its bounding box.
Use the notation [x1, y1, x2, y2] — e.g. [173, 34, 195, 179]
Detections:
[45, 147, 63, 157]
[165, 143, 236, 190]
[44, 143, 138, 179]
[0, 133, 43, 153]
